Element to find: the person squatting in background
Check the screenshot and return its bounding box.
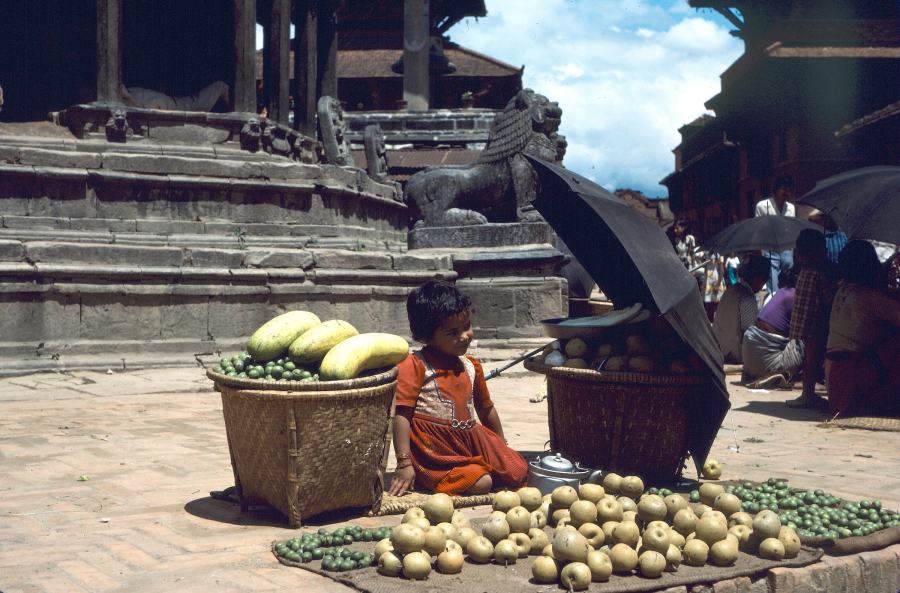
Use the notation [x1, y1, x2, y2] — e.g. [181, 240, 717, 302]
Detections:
[388, 280, 527, 497]
[824, 241, 900, 417]
[741, 264, 805, 388]
[712, 255, 771, 364]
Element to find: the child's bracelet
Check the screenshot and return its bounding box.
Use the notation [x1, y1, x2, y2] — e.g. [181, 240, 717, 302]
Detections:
[395, 453, 411, 461]
[396, 461, 413, 469]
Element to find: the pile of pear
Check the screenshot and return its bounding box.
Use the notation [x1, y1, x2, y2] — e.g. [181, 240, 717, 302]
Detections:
[375, 473, 800, 587]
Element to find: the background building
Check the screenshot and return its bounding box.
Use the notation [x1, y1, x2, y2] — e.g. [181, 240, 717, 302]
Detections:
[662, 0, 900, 238]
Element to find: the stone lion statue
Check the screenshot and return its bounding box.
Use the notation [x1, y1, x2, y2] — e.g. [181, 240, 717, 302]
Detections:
[405, 88, 565, 228]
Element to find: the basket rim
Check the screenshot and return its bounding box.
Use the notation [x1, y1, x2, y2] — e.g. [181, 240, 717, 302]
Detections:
[206, 365, 398, 391]
[218, 379, 398, 400]
[524, 358, 709, 385]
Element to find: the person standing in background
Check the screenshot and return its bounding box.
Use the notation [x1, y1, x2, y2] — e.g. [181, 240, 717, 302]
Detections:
[809, 210, 847, 265]
[756, 173, 796, 296]
[786, 229, 839, 411]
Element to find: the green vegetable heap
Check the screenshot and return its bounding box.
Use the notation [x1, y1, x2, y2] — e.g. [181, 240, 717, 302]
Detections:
[273, 524, 395, 571]
[213, 352, 320, 382]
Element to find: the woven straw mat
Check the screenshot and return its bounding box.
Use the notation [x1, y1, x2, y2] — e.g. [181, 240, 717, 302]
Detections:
[369, 482, 493, 516]
[818, 416, 900, 432]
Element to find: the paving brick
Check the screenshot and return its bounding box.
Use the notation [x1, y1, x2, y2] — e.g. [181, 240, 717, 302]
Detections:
[767, 566, 794, 592]
[712, 579, 739, 592]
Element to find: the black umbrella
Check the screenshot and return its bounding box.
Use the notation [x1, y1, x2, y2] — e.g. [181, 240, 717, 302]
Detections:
[797, 166, 900, 244]
[700, 215, 822, 254]
[524, 155, 729, 478]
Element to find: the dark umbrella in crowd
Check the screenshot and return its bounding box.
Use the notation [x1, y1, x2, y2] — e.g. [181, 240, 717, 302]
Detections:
[700, 215, 822, 254]
[523, 155, 729, 477]
[797, 166, 900, 244]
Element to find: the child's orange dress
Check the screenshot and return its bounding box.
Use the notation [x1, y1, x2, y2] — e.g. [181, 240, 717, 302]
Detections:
[395, 347, 528, 494]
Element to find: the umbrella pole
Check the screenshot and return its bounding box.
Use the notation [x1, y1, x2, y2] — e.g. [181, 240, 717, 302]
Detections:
[484, 343, 551, 380]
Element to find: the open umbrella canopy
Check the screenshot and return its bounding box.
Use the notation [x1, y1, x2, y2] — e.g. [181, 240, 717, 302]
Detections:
[797, 166, 900, 244]
[700, 215, 822, 254]
[524, 155, 729, 476]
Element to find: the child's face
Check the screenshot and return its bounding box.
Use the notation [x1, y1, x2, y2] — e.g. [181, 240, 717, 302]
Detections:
[427, 309, 474, 357]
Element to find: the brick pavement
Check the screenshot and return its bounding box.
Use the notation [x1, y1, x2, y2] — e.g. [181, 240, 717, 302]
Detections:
[1, 358, 899, 592]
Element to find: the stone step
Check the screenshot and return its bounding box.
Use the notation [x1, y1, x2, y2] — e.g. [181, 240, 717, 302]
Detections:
[0, 239, 453, 275]
[0, 217, 408, 248]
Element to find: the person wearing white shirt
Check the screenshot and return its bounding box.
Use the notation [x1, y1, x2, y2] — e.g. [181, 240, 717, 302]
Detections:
[755, 173, 796, 296]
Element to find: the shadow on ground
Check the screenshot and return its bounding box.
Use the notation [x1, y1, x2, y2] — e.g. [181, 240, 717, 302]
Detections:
[185, 496, 389, 529]
[732, 399, 829, 421]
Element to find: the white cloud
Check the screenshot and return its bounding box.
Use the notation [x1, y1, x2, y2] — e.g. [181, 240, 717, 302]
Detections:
[449, 0, 742, 197]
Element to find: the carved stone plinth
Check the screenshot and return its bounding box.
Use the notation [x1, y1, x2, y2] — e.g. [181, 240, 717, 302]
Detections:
[408, 222, 568, 339]
[408, 222, 554, 249]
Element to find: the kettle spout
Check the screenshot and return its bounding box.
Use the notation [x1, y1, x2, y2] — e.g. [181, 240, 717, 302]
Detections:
[586, 470, 603, 484]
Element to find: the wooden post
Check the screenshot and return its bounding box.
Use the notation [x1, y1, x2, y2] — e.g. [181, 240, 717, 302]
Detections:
[403, 0, 429, 112]
[233, 0, 257, 113]
[318, 1, 338, 100]
[293, 0, 318, 136]
[96, 0, 122, 103]
[263, 0, 292, 125]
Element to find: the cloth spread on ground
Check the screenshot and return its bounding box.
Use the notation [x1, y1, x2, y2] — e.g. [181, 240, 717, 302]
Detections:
[273, 517, 823, 593]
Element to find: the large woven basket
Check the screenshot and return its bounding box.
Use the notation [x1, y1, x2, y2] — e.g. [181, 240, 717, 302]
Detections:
[524, 359, 708, 483]
[207, 367, 398, 527]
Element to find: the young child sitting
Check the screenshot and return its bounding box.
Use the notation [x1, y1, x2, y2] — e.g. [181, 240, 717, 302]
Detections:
[387, 280, 528, 497]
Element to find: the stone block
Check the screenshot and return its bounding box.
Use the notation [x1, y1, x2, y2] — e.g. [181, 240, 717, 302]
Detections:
[819, 555, 849, 593]
[767, 566, 794, 592]
[313, 250, 393, 270]
[2, 215, 72, 230]
[184, 248, 244, 269]
[25, 241, 183, 267]
[136, 219, 204, 235]
[79, 218, 137, 232]
[711, 579, 738, 592]
[259, 162, 321, 180]
[409, 222, 554, 249]
[78, 294, 163, 341]
[0, 240, 26, 262]
[146, 122, 231, 145]
[858, 550, 890, 593]
[392, 252, 453, 271]
[242, 248, 314, 269]
[158, 298, 208, 340]
[17, 147, 102, 169]
[102, 153, 264, 179]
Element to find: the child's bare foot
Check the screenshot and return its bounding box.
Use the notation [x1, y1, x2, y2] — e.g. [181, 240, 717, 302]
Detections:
[464, 474, 492, 495]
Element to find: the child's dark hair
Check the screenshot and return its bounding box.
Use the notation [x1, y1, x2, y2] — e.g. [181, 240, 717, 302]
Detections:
[407, 280, 472, 343]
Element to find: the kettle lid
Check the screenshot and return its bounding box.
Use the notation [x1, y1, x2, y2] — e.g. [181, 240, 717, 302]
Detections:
[539, 452, 575, 472]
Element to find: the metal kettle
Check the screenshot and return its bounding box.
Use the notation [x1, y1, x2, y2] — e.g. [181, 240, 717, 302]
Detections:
[526, 452, 603, 496]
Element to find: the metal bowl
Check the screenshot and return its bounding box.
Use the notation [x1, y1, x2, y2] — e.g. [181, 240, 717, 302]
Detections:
[540, 311, 651, 340]
[539, 318, 614, 340]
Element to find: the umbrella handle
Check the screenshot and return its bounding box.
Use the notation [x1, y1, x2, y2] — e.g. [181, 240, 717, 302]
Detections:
[484, 343, 551, 380]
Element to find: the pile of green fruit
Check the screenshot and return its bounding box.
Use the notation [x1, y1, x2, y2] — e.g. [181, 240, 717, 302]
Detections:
[213, 311, 409, 381]
[681, 477, 898, 539]
[273, 524, 395, 571]
[213, 352, 319, 382]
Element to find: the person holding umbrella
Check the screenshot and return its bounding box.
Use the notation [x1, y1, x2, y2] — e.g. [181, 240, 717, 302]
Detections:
[756, 173, 797, 296]
[823, 241, 900, 416]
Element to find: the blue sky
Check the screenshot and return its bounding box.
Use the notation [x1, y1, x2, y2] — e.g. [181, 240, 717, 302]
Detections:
[447, 0, 745, 198]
